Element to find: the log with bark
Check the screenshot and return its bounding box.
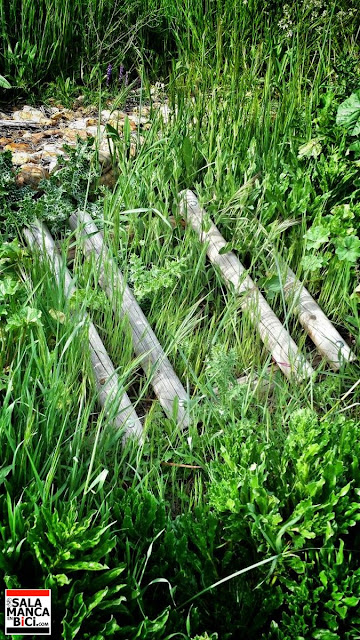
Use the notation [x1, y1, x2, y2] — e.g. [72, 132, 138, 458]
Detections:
[282, 266, 356, 370]
[68, 210, 190, 429]
[179, 189, 314, 381]
[23, 220, 143, 445]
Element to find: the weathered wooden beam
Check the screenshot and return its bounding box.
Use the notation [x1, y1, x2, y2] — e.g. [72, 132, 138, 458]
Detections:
[0, 119, 48, 130]
[283, 266, 356, 370]
[179, 189, 314, 381]
[23, 221, 143, 445]
[68, 210, 190, 429]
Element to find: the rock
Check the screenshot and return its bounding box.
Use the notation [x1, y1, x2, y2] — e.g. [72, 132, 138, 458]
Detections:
[26, 132, 46, 144]
[62, 129, 88, 143]
[100, 109, 111, 123]
[13, 109, 52, 126]
[133, 106, 150, 117]
[51, 109, 74, 123]
[73, 95, 85, 109]
[0, 137, 13, 147]
[11, 151, 33, 165]
[41, 144, 65, 163]
[86, 124, 105, 137]
[98, 150, 112, 173]
[81, 105, 97, 116]
[70, 118, 89, 130]
[43, 129, 64, 137]
[130, 141, 138, 157]
[107, 117, 125, 131]
[101, 109, 125, 123]
[16, 164, 49, 188]
[128, 114, 150, 127]
[47, 100, 64, 109]
[42, 143, 64, 154]
[48, 160, 58, 174]
[99, 168, 118, 189]
[4, 142, 33, 153]
[50, 111, 64, 122]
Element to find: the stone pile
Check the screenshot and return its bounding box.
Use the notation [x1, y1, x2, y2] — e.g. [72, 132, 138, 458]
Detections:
[0, 92, 170, 188]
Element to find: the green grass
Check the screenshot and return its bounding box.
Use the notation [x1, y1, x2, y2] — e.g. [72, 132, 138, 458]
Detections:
[1, 1, 360, 638]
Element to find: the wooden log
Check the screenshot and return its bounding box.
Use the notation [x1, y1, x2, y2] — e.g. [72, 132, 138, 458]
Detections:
[179, 189, 314, 381]
[68, 211, 190, 428]
[0, 119, 49, 130]
[23, 221, 143, 445]
[283, 266, 356, 370]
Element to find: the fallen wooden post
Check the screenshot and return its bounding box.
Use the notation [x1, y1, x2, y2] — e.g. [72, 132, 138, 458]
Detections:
[179, 189, 314, 381]
[0, 119, 50, 130]
[23, 221, 143, 445]
[282, 266, 356, 370]
[68, 210, 190, 429]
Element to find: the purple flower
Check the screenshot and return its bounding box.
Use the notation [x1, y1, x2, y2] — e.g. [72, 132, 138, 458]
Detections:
[125, 71, 129, 87]
[119, 64, 124, 82]
[106, 63, 112, 87]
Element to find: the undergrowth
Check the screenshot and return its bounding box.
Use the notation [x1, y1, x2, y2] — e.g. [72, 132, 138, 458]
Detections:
[1, 1, 360, 638]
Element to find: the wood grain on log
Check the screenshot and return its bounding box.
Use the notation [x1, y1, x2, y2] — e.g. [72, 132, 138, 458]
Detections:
[23, 221, 143, 444]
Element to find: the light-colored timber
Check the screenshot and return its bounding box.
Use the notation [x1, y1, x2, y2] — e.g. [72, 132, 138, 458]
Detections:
[282, 266, 355, 370]
[0, 119, 48, 130]
[68, 210, 190, 428]
[23, 220, 143, 444]
[179, 189, 314, 380]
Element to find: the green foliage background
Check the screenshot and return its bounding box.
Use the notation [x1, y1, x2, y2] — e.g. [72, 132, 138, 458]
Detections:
[0, 0, 360, 639]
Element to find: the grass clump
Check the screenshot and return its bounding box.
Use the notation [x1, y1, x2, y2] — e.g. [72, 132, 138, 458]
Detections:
[0, 0, 360, 638]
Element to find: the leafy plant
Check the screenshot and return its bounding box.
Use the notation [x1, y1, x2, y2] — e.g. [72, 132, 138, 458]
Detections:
[0, 74, 11, 88]
[336, 91, 360, 136]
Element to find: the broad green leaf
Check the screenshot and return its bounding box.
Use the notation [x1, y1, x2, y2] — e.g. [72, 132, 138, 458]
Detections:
[0, 277, 19, 298]
[87, 587, 109, 613]
[336, 92, 360, 136]
[24, 306, 42, 325]
[337, 482, 351, 498]
[53, 573, 71, 586]
[301, 254, 325, 272]
[298, 138, 322, 159]
[334, 235, 360, 262]
[0, 75, 11, 88]
[319, 570, 328, 587]
[304, 225, 329, 250]
[0, 465, 12, 485]
[60, 561, 109, 571]
[312, 630, 340, 640]
[182, 136, 193, 173]
[49, 308, 66, 324]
